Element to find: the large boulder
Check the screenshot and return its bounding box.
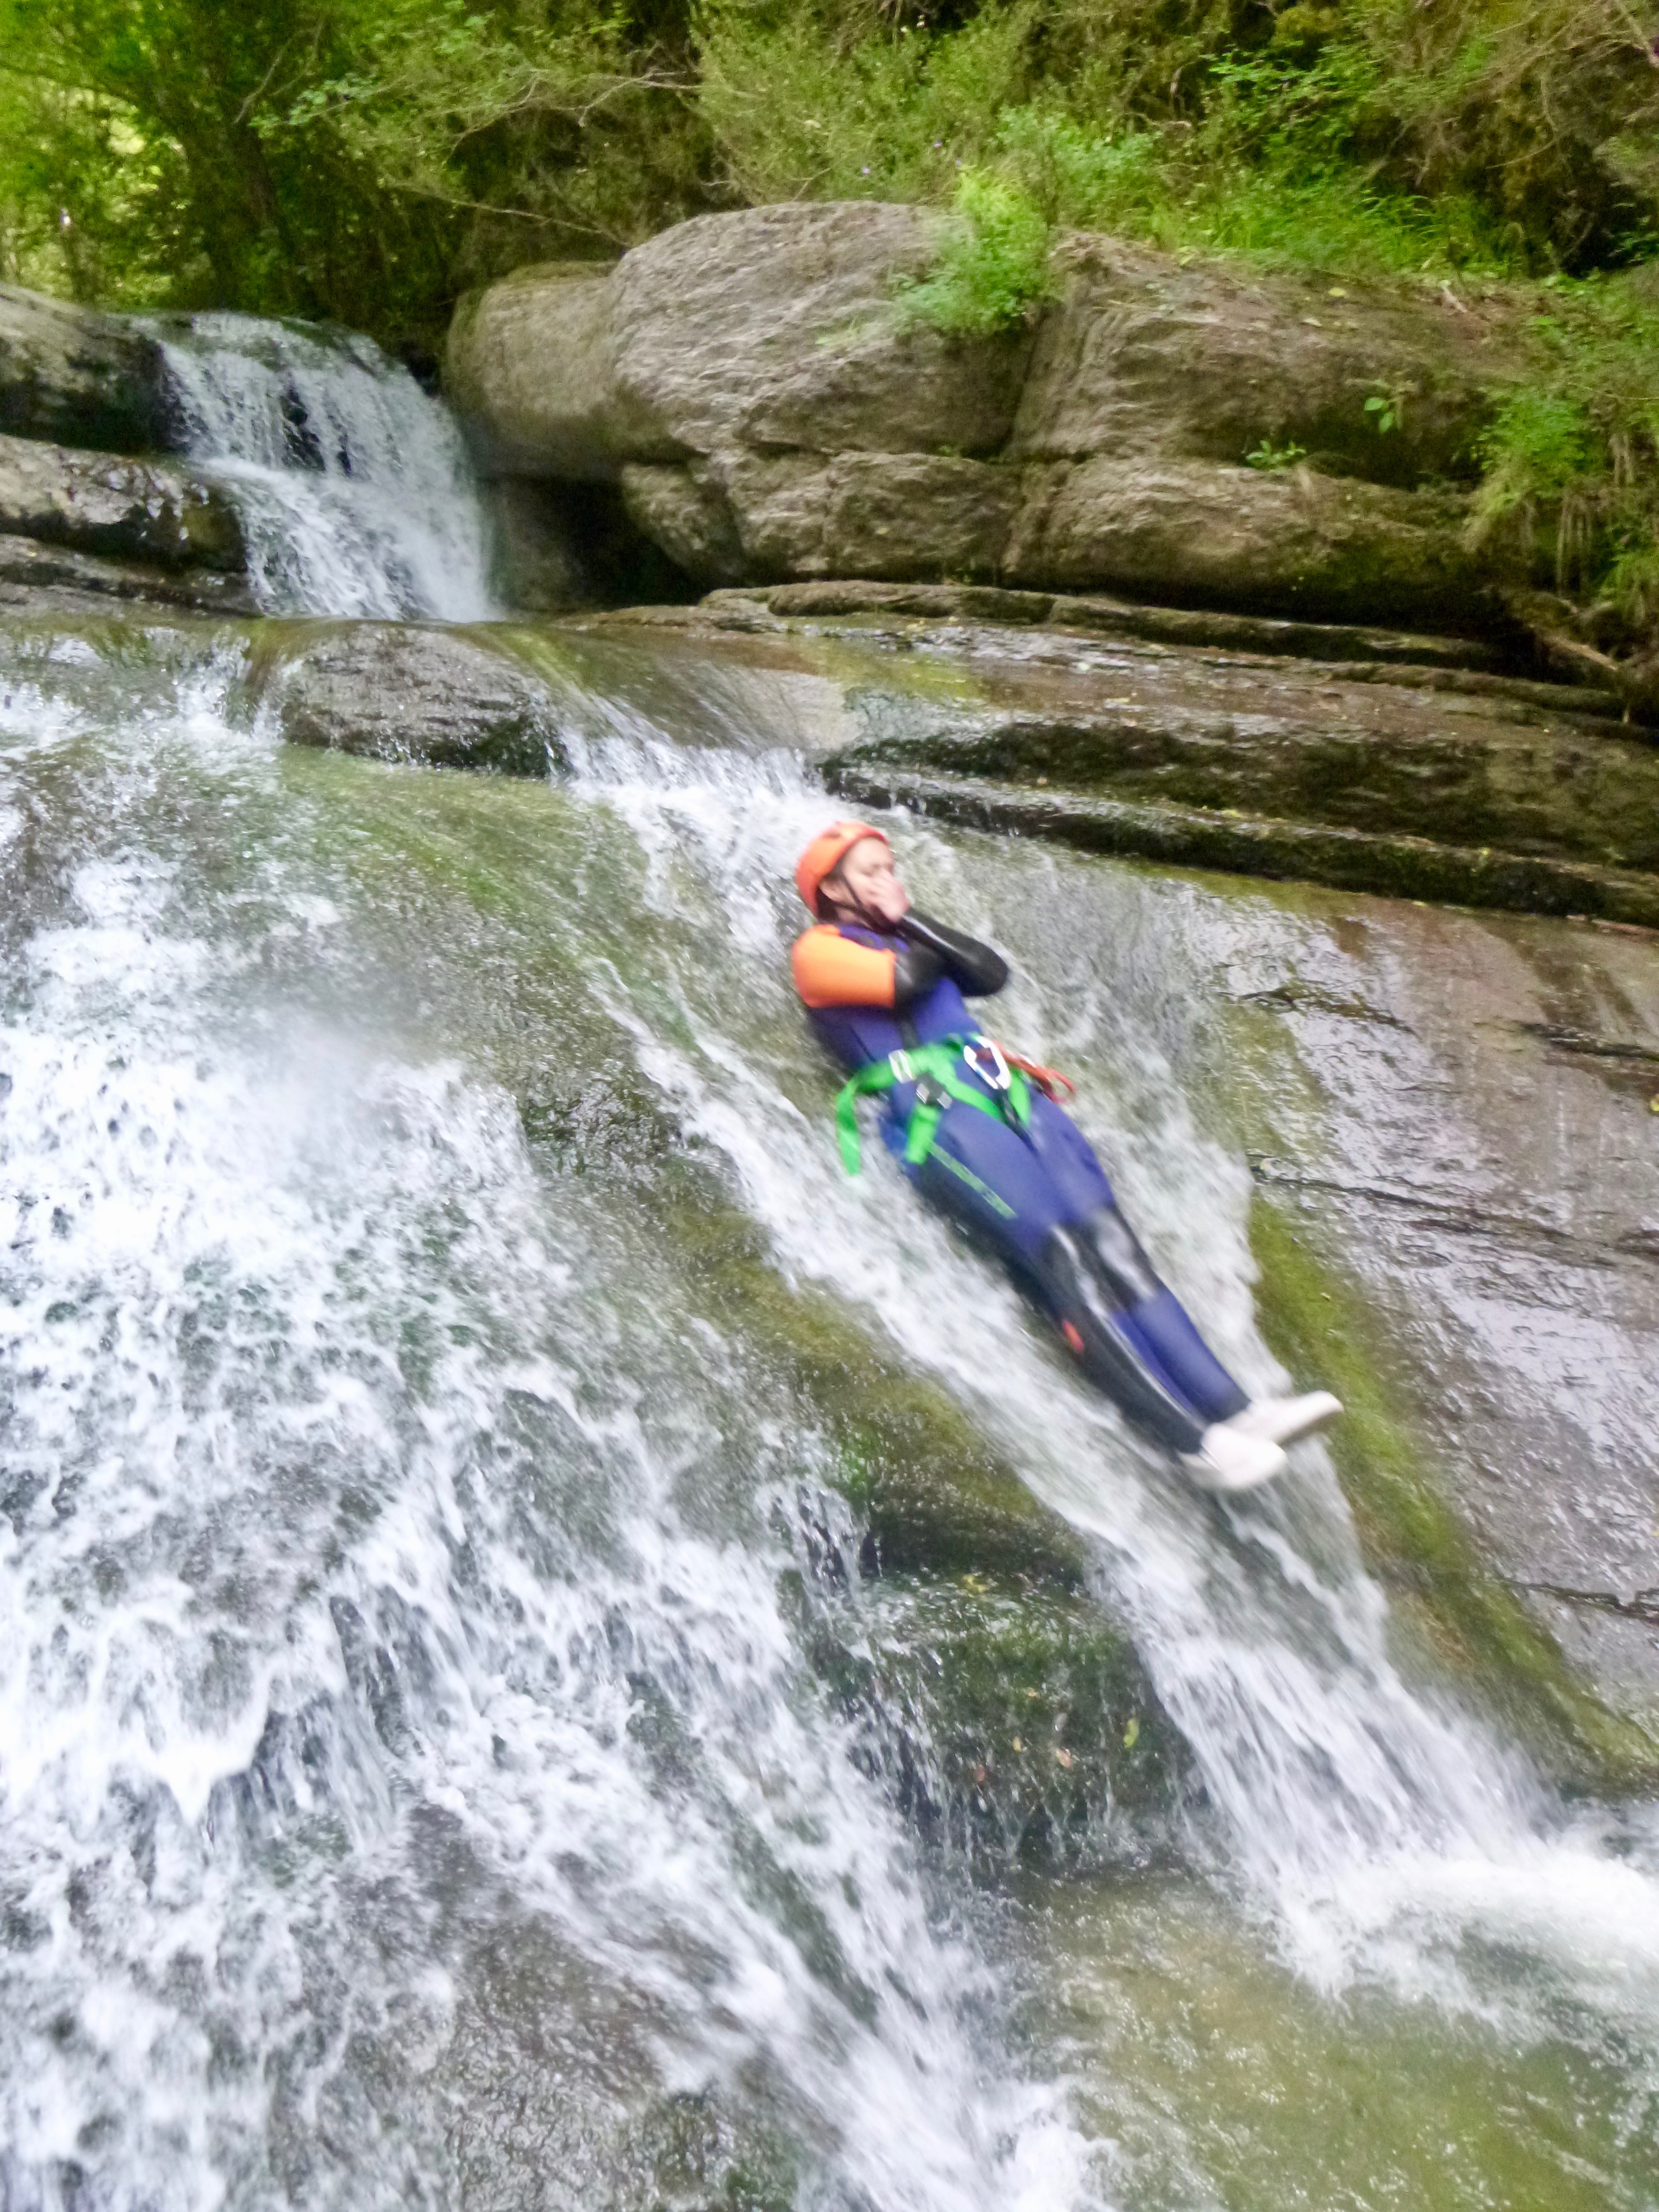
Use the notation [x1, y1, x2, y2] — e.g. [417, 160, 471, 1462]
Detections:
[1007, 457, 1500, 620]
[0, 430, 244, 572]
[1011, 237, 1515, 487]
[447, 203, 1527, 624]
[0, 284, 173, 454]
[252, 623, 565, 774]
[446, 204, 1034, 481]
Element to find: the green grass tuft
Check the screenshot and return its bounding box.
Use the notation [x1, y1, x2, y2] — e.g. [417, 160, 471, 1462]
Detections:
[892, 168, 1055, 334]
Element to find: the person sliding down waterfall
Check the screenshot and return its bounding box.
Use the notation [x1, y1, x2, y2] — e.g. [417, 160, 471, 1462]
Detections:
[791, 821, 1342, 1492]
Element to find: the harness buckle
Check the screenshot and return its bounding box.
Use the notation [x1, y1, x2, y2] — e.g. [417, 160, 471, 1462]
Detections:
[888, 1048, 915, 1084]
[962, 1037, 1012, 1093]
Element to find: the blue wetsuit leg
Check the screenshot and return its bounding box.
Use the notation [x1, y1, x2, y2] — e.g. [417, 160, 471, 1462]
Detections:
[905, 1093, 1079, 1266]
[901, 1090, 1247, 1429]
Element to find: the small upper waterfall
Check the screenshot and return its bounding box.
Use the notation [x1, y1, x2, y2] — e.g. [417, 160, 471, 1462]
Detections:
[152, 312, 499, 622]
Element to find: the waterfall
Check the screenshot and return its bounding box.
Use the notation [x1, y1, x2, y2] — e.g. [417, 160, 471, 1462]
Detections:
[152, 313, 498, 622]
[1, 611, 1657, 2208]
[548, 670, 1659, 2024]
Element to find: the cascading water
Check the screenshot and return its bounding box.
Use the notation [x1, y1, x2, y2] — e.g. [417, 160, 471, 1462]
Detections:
[550, 695, 1659, 2022]
[2, 430, 1659, 2205]
[153, 313, 498, 621]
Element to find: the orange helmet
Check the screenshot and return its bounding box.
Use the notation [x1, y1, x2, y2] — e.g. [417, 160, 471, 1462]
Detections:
[794, 820, 889, 915]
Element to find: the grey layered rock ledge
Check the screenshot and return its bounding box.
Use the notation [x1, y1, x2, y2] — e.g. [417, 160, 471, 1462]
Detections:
[0, 534, 257, 618]
[567, 587, 1659, 926]
[0, 284, 174, 454]
[251, 622, 566, 774]
[446, 203, 1529, 626]
[0, 430, 244, 573]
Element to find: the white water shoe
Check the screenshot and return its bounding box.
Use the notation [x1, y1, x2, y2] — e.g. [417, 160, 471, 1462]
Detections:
[1230, 1392, 1344, 1447]
[1182, 1419, 1287, 1493]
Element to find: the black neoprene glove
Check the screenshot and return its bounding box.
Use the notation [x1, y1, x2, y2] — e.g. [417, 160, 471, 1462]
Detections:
[894, 908, 1010, 998]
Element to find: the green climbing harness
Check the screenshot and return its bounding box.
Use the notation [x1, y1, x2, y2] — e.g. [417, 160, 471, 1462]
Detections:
[833, 1034, 1032, 1175]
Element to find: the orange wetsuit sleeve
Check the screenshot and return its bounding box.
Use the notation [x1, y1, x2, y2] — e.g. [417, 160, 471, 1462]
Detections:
[791, 925, 896, 1010]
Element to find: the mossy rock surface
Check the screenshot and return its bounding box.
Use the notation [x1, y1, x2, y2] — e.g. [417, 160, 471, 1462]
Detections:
[1249, 1194, 1659, 1794]
[657, 1190, 1087, 1590]
[809, 1572, 1190, 1866]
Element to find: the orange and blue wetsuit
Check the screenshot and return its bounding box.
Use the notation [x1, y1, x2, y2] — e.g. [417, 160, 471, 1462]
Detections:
[792, 907, 1250, 1456]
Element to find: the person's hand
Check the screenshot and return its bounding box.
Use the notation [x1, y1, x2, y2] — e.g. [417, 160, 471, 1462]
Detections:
[863, 877, 910, 926]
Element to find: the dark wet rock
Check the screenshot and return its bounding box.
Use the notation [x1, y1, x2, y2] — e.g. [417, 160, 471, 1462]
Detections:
[809, 1574, 1191, 1868]
[0, 284, 173, 454]
[0, 534, 258, 617]
[802, 589, 1659, 922]
[622, 460, 747, 587]
[830, 761, 1659, 929]
[0, 431, 243, 573]
[252, 622, 565, 773]
[834, 690, 1659, 871]
[481, 477, 602, 612]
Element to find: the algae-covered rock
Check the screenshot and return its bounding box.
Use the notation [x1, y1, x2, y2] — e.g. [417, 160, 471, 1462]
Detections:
[0, 283, 173, 455]
[1248, 1195, 1659, 1792]
[657, 1193, 1086, 1589]
[809, 1573, 1190, 1866]
[0, 429, 244, 573]
[252, 621, 566, 774]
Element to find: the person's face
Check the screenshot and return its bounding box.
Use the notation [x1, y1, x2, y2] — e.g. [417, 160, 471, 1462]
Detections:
[823, 836, 908, 926]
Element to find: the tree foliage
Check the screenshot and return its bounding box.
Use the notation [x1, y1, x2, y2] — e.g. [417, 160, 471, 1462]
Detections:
[1, 0, 1658, 660]
[4, 0, 1658, 349]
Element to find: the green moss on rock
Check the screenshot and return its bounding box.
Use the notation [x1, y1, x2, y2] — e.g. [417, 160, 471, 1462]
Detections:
[809, 1573, 1189, 1865]
[1249, 1193, 1659, 1793]
[660, 1191, 1087, 1589]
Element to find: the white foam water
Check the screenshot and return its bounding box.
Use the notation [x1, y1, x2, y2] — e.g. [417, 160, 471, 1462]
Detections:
[3, 628, 1659, 2211]
[553, 686, 1659, 2054]
[0, 666, 1095, 2211]
[152, 314, 497, 621]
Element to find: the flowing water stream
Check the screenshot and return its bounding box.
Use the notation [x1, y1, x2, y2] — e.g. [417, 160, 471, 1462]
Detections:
[153, 314, 497, 621]
[1, 315, 1657, 2210]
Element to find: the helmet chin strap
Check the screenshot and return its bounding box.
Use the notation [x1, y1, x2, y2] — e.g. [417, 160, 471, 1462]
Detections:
[823, 878, 902, 933]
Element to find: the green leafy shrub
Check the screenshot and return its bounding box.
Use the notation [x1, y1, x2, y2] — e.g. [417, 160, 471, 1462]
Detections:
[893, 168, 1053, 332]
[1472, 280, 1659, 599]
